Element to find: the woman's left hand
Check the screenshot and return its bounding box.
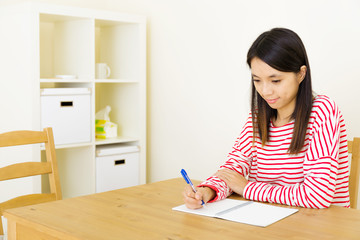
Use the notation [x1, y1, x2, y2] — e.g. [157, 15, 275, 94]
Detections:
[215, 168, 248, 196]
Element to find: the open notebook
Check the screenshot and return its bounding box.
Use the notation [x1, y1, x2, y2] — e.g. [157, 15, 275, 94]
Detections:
[173, 199, 298, 227]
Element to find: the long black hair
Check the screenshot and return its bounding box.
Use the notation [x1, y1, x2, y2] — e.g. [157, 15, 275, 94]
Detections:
[247, 28, 313, 154]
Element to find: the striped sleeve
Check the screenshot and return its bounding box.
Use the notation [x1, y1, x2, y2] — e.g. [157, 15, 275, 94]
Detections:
[198, 114, 253, 202]
[243, 97, 348, 208]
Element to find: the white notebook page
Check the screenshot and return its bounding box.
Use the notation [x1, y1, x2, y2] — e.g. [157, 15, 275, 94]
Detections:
[173, 199, 298, 227]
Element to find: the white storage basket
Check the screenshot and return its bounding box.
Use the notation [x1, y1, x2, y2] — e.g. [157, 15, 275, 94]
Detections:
[40, 88, 91, 145]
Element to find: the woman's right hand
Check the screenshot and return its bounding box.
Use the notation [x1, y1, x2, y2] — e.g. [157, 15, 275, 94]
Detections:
[182, 186, 216, 209]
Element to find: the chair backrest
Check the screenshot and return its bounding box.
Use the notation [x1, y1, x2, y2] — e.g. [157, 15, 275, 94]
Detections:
[0, 128, 62, 235]
[348, 138, 360, 209]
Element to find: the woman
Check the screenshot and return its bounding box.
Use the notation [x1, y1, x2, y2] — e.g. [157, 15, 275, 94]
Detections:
[183, 28, 350, 209]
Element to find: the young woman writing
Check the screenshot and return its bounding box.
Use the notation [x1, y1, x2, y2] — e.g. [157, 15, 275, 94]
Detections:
[183, 28, 350, 209]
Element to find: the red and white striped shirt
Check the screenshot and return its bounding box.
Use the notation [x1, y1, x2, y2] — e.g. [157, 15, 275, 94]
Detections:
[200, 95, 350, 208]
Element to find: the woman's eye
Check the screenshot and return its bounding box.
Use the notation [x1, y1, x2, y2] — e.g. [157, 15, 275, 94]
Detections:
[252, 79, 260, 83]
[272, 80, 281, 83]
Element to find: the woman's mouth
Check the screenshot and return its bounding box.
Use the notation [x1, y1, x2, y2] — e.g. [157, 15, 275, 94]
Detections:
[266, 98, 279, 104]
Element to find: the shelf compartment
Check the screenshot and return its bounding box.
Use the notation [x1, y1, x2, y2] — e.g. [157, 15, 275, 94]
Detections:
[40, 13, 94, 79]
[95, 20, 140, 81]
[42, 146, 95, 199]
[95, 82, 140, 140]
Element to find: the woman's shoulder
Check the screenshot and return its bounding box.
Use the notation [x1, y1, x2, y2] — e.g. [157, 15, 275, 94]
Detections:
[311, 95, 344, 128]
[312, 94, 339, 114]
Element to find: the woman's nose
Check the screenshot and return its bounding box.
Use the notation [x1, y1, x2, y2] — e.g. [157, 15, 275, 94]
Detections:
[261, 82, 273, 96]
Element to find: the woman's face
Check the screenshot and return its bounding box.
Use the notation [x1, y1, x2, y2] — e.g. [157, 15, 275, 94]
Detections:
[250, 57, 306, 119]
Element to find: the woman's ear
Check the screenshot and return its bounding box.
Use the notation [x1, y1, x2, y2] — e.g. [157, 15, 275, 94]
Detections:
[298, 65, 307, 83]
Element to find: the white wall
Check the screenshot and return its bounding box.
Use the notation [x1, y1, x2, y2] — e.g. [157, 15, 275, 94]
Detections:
[1, 0, 360, 184]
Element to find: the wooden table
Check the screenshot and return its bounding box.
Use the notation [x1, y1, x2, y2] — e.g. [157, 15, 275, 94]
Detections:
[4, 178, 360, 240]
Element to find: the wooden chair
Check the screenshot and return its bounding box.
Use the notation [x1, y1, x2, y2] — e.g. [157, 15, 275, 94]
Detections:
[348, 138, 360, 209]
[0, 128, 62, 236]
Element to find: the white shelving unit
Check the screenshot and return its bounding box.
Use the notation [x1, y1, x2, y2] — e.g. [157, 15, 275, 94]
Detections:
[0, 2, 146, 199]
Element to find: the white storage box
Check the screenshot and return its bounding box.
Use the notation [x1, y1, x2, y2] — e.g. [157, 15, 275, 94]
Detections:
[41, 88, 91, 145]
[96, 144, 139, 193]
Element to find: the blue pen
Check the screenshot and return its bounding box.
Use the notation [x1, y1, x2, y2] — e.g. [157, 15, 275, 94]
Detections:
[181, 169, 205, 206]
